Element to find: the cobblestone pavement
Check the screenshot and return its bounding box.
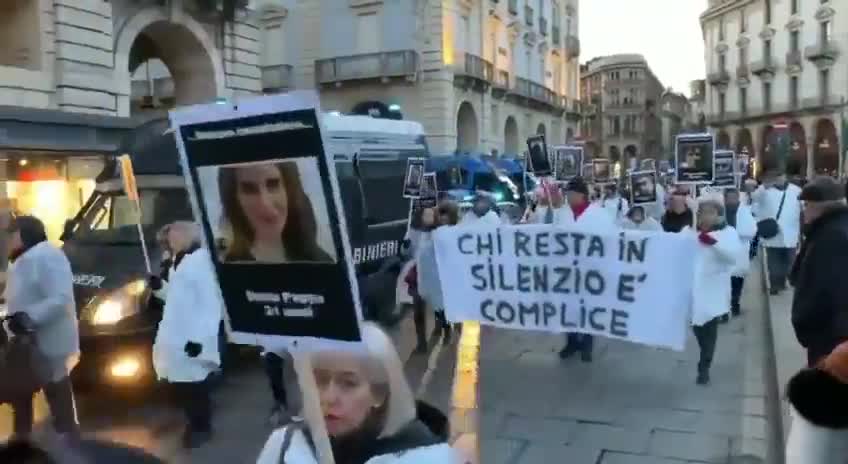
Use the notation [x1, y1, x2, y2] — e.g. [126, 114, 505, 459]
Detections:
[477, 265, 770, 464]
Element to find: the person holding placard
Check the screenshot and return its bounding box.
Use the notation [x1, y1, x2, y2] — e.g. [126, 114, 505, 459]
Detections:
[684, 199, 742, 385]
[256, 322, 460, 464]
[723, 189, 757, 320]
[557, 177, 615, 363]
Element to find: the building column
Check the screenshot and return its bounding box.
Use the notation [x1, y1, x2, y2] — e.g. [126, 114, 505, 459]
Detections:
[223, 14, 263, 98]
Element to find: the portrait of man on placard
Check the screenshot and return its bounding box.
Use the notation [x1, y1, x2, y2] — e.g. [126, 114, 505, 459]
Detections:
[630, 171, 658, 204]
[403, 158, 426, 198]
[675, 135, 714, 183]
[526, 135, 552, 175]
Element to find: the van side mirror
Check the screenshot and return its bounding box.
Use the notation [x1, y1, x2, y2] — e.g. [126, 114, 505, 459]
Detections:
[59, 219, 74, 241]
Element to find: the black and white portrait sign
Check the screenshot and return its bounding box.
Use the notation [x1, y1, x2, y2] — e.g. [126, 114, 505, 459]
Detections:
[553, 145, 583, 181]
[592, 159, 612, 184]
[640, 158, 656, 172]
[675, 133, 714, 184]
[403, 158, 426, 198]
[582, 163, 594, 180]
[713, 150, 735, 187]
[629, 171, 658, 205]
[170, 92, 362, 350]
[526, 135, 552, 176]
[735, 154, 749, 178]
[417, 173, 438, 209]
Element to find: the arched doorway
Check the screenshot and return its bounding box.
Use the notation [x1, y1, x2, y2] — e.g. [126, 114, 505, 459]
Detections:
[116, 8, 225, 116]
[608, 145, 621, 162]
[716, 130, 731, 149]
[504, 116, 519, 155]
[624, 144, 638, 170]
[760, 125, 776, 172]
[566, 127, 575, 143]
[814, 118, 839, 175]
[456, 101, 479, 153]
[735, 128, 753, 158]
[585, 142, 599, 159]
[788, 122, 807, 176]
[536, 123, 547, 137]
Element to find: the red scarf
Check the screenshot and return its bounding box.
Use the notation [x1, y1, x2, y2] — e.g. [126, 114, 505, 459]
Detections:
[572, 201, 590, 219]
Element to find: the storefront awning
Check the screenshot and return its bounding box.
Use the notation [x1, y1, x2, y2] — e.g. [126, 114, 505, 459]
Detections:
[0, 106, 137, 154]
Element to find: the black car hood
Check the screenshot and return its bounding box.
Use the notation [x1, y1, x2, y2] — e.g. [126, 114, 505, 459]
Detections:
[62, 241, 157, 313]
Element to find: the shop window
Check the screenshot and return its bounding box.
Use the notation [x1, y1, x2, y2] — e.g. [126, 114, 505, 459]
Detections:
[0, 0, 41, 70]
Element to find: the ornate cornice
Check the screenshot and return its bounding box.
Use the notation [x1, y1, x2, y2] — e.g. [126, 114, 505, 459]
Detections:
[736, 35, 750, 48]
[759, 27, 776, 40]
[785, 16, 804, 32]
[815, 6, 836, 22]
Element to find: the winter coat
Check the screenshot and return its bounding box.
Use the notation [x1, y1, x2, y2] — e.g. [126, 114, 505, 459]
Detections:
[459, 210, 501, 226]
[661, 209, 694, 233]
[5, 241, 79, 381]
[789, 206, 848, 363]
[727, 205, 757, 277]
[152, 248, 223, 383]
[751, 183, 802, 248]
[618, 217, 662, 231]
[683, 225, 742, 326]
[785, 364, 848, 464]
[256, 421, 461, 464]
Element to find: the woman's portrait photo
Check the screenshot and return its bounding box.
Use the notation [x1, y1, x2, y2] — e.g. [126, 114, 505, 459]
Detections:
[403, 159, 425, 198]
[198, 158, 337, 264]
[592, 159, 611, 183]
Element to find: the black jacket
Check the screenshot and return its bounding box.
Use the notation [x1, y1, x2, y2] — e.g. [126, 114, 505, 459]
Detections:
[661, 209, 693, 233]
[790, 206, 848, 362]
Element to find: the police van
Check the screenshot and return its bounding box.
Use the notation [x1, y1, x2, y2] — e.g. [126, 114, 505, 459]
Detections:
[61, 113, 428, 387]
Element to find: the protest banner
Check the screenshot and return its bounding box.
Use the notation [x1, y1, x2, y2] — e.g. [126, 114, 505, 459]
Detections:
[433, 225, 696, 350]
[170, 92, 362, 350]
[526, 135, 552, 176]
[553, 145, 583, 181]
[403, 158, 426, 198]
[629, 170, 658, 205]
[675, 133, 715, 184]
[592, 158, 612, 184]
[713, 150, 735, 187]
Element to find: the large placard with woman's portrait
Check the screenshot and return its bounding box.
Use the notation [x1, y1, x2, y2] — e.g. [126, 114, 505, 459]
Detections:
[170, 92, 362, 350]
[674, 133, 715, 184]
[553, 145, 583, 181]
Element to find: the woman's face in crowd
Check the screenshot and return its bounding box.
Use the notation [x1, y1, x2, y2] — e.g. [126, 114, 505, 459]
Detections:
[314, 354, 383, 438]
[235, 165, 288, 242]
[566, 191, 585, 208]
[697, 206, 719, 230]
[630, 209, 644, 224]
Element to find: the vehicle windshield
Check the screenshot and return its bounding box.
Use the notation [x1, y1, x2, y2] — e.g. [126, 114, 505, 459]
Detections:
[472, 172, 499, 192]
[68, 188, 194, 244]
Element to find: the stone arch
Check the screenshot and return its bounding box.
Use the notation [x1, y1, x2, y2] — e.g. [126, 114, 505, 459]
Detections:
[504, 116, 519, 155]
[584, 141, 598, 159]
[760, 124, 776, 172]
[536, 123, 547, 137]
[565, 127, 575, 142]
[114, 8, 226, 112]
[788, 121, 807, 177]
[716, 130, 731, 149]
[608, 145, 621, 162]
[735, 127, 753, 158]
[456, 101, 479, 153]
[814, 118, 839, 176]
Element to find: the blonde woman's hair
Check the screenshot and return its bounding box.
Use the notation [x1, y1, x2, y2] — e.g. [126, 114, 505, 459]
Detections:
[169, 221, 202, 246]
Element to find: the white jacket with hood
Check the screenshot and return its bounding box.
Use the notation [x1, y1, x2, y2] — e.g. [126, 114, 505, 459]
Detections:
[682, 225, 742, 326]
[256, 323, 461, 464]
[751, 183, 802, 248]
[152, 247, 223, 383]
[727, 204, 757, 277]
[618, 216, 662, 231]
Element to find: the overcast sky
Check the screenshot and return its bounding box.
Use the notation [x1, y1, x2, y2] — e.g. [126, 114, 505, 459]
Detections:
[580, 0, 708, 96]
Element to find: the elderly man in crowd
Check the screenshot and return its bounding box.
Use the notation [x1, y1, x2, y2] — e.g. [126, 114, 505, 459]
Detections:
[789, 176, 848, 366]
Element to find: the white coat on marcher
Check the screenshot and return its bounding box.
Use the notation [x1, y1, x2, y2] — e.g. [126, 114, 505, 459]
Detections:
[751, 183, 802, 248]
[599, 195, 628, 222]
[152, 248, 223, 383]
[618, 216, 662, 231]
[644, 184, 667, 221]
[459, 210, 501, 226]
[256, 428, 460, 464]
[785, 405, 848, 464]
[571, 202, 617, 232]
[729, 204, 757, 277]
[5, 241, 79, 381]
[683, 225, 742, 326]
[528, 206, 574, 225]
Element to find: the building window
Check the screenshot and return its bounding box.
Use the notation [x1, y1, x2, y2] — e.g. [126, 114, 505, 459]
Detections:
[356, 13, 380, 53]
[0, 0, 43, 70]
[740, 8, 747, 32]
[718, 92, 726, 116]
[821, 21, 832, 42]
[763, 39, 772, 61]
[719, 16, 725, 41]
[491, 104, 499, 135]
[790, 31, 800, 51]
[765, 0, 771, 24]
[790, 76, 799, 108]
[820, 68, 830, 103]
[791, 0, 798, 14]
[763, 82, 772, 112]
[739, 87, 747, 114]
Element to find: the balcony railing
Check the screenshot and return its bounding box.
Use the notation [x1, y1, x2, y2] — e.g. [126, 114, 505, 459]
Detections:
[261, 64, 293, 93]
[802, 94, 840, 109]
[750, 57, 777, 76]
[565, 35, 580, 59]
[805, 40, 839, 62]
[315, 50, 417, 85]
[606, 101, 643, 111]
[511, 77, 557, 107]
[735, 64, 749, 80]
[494, 70, 510, 88]
[525, 6, 534, 25]
[552, 26, 560, 45]
[508, 0, 518, 15]
[707, 69, 730, 86]
[539, 17, 548, 36]
[785, 49, 803, 68]
[453, 52, 494, 83]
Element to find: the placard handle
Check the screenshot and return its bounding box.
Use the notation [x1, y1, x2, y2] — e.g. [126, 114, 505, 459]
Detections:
[292, 351, 335, 464]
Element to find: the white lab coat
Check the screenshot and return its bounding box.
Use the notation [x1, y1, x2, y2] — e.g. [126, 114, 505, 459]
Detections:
[729, 205, 757, 277]
[459, 210, 501, 226]
[645, 184, 667, 221]
[751, 184, 802, 248]
[256, 427, 461, 464]
[599, 196, 628, 222]
[571, 202, 617, 232]
[785, 406, 848, 464]
[152, 248, 223, 383]
[618, 217, 662, 231]
[528, 206, 573, 225]
[683, 225, 742, 326]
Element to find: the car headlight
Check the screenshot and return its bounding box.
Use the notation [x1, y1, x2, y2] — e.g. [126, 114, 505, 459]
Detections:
[88, 279, 148, 325]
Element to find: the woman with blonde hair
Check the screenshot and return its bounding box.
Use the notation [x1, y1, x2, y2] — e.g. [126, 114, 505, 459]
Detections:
[256, 322, 459, 463]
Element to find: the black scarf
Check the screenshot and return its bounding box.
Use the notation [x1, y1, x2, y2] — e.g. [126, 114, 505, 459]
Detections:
[298, 419, 441, 464]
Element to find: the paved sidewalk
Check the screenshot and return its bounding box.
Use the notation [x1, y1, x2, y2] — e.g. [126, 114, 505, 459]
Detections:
[477, 265, 771, 464]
